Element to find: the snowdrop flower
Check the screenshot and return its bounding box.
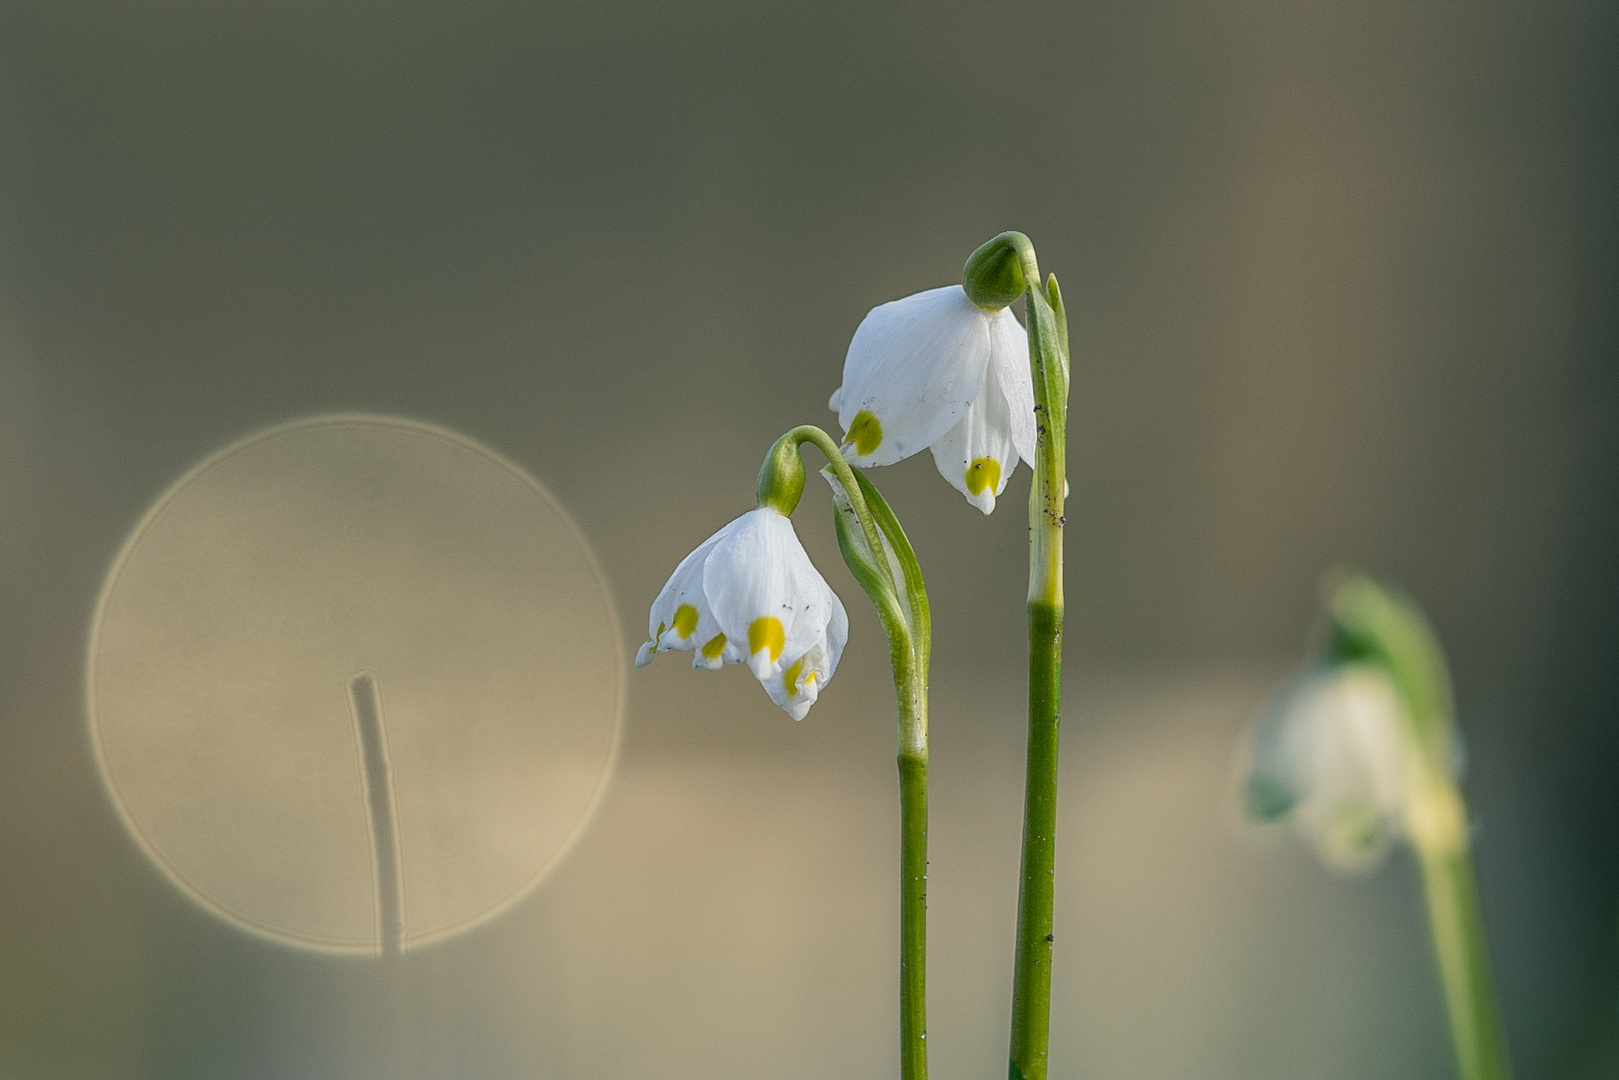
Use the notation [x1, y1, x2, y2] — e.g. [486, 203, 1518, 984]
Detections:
[829, 284, 1036, 514]
[636, 507, 848, 721]
[1245, 663, 1418, 872]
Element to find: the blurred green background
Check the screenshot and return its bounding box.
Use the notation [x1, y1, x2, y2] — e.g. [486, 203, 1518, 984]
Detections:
[1, 0, 1615, 1076]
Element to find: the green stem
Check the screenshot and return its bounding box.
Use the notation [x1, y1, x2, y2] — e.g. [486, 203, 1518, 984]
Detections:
[900, 702, 929, 1080]
[786, 427, 931, 1080]
[1324, 576, 1512, 1080]
[1412, 786, 1512, 1080]
[1010, 600, 1060, 1080]
[855, 471, 931, 1080]
[1002, 235, 1070, 1080]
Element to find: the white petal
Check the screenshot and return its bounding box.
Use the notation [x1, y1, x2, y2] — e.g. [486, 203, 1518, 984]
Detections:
[643, 517, 736, 664]
[1301, 667, 1406, 814]
[703, 508, 841, 686]
[1254, 665, 1408, 872]
[761, 609, 845, 721]
[690, 641, 736, 671]
[646, 523, 724, 638]
[824, 588, 848, 676]
[836, 285, 993, 467]
[765, 645, 823, 721]
[767, 562, 848, 720]
[985, 306, 1037, 466]
[928, 362, 1020, 514]
[828, 386, 843, 412]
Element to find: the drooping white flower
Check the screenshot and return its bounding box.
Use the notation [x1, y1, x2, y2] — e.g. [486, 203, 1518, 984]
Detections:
[1245, 663, 1417, 872]
[828, 284, 1036, 514]
[636, 506, 848, 721]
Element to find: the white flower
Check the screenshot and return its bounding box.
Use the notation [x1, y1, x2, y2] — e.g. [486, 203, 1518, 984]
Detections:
[828, 284, 1036, 514]
[635, 507, 848, 721]
[1245, 664, 1417, 872]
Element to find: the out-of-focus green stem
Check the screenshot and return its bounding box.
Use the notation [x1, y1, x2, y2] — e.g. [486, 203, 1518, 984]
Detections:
[1406, 768, 1510, 1080]
[1417, 838, 1512, 1080]
[983, 233, 1070, 1080]
[1326, 576, 1512, 1080]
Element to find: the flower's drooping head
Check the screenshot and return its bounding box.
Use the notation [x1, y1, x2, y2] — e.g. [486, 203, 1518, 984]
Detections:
[828, 285, 1035, 514]
[636, 507, 848, 721]
[1245, 663, 1416, 872]
[1243, 573, 1471, 872]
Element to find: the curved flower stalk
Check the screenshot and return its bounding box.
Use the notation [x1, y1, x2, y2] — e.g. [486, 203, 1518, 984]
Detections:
[637, 425, 934, 1080]
[1243, 572, 1511, 1080]
[829, 284, 1037, 514]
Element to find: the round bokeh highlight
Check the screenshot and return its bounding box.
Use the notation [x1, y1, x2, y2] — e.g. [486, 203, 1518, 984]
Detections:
[87, 415, 622, 953]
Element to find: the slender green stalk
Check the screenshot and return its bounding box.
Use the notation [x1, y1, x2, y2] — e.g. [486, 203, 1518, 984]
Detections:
[1407, 762, 1510, 1080]
[975, 233, 1070, 1080]
[1417, 838, 1512, 1080]
[780, 427, 932, 1080]
[1010, 600, 1060, 1080]
[1326, 576, 1512, 1080]
[849, 467, 931, 1080]
[899, 711, 929, 1080]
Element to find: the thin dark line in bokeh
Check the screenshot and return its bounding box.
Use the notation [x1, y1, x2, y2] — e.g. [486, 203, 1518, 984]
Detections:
[350, 672, 404, 957]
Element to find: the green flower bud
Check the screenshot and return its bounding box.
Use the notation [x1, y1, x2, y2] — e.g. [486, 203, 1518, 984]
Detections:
[962, 231, 1032, 310]
[755, 432, 806, 515]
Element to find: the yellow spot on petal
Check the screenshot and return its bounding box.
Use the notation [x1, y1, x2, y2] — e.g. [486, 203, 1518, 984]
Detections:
[700, 634, 727, 660]
[672, 603, 699, 638]
[846, 411, 883, 457]
[965, 457, 1001, 496]
[782, 659, 804, 696]
[749, 616, 785, 662]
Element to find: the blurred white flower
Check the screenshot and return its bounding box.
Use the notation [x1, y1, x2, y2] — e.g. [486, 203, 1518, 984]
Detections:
[636, 507, 848, 721]
[828, 285, 1035, 514]
[1245, 664, 1420, 872]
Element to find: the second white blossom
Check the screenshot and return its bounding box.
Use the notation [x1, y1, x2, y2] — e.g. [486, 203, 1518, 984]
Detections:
[636, 507, 848, 721]
[828, 284, 1036, 514]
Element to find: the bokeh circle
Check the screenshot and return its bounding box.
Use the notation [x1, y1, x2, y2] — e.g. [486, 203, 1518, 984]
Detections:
[87, 415, 622, 953]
